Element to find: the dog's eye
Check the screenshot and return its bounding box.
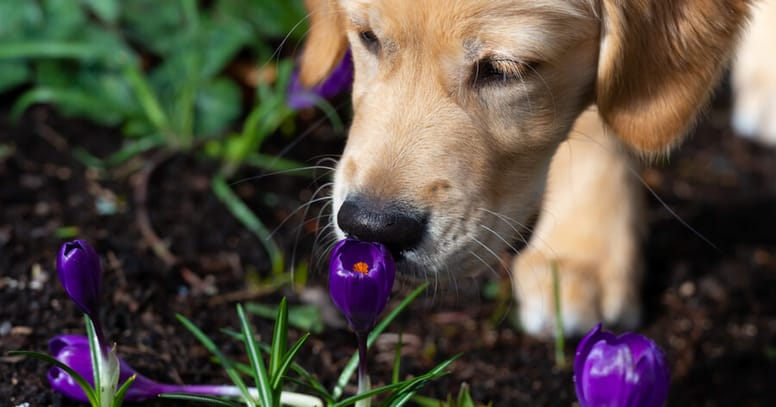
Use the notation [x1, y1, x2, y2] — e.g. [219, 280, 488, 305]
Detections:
[359, 30, 380, 54]
[472, 57, 538, 86]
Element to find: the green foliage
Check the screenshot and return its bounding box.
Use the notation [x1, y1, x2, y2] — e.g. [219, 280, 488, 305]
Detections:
[412, 383, 493, 407]
[170, 284, 458, 406]
[8, 316, 136, 407]
[0, 0, 321, 276]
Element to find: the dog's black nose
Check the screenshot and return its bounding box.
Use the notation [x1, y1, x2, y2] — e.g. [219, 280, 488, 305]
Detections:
[337, 196, 427, 252]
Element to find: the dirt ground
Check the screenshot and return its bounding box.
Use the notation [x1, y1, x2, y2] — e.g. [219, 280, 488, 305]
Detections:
[1, 89, 775, 406]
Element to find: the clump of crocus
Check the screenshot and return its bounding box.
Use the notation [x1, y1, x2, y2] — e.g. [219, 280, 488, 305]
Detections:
[287, 49, 353, 110]
[54, 239, 125, 405]
[48, 334, 295, 403]
[574, 323, 671, 407]
[329, 238, 396, 406]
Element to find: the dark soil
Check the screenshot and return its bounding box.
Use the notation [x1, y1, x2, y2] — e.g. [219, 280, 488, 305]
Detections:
[1, 92, 775, 407]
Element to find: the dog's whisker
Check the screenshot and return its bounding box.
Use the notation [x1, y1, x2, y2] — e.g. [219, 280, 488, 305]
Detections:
[229, 165, 335, 186]
[571, 128, 720, 252]
[471, 236, 511, 274]
[269, 195, 332, 240]
[476, 207, 533, 246]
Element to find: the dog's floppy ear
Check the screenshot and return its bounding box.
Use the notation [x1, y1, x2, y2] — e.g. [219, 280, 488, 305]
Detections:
[300, 0, 348, 87]
[596, 0, 751, 153]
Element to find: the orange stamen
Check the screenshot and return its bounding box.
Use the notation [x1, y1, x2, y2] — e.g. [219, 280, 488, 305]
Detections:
[353, 262, 370, 274]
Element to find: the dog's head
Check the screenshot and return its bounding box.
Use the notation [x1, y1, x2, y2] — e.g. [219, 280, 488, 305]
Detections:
[300, 0, 749, 278]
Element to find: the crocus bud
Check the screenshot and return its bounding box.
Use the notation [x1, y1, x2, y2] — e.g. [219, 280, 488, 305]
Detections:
[328, 238, 396, 334]
[56, 240, 102, 321]
[287, 49, 353, 110]
[574, 323, 671, 407]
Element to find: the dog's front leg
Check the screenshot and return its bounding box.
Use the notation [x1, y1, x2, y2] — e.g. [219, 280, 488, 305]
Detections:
[513, 108, 645, 337]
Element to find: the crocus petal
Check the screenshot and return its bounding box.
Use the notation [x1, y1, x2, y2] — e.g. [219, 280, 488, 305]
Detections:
[329, 238, 395, 334]
[287, 50, 353, 110]
[574, 324, 670, 407]
[48, 335, 164, 402]
[56, 240, 102, 319]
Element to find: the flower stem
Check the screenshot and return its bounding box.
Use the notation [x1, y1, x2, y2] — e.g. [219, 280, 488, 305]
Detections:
[355, 332, 371, 407]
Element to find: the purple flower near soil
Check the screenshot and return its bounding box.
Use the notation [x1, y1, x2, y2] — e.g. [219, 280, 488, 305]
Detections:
[329, 238, 396, 334]
[48, 335, 250, 402]
[574, 323, 671, 407]
[48, 335, 160, 402]
[287, 49, 353, 110]
[57, 240, 102, 322]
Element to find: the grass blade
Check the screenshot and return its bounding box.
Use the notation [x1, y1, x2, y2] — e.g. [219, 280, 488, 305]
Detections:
[211, 173, 283, 274]
[175, 314, 254, 405]
[0, 41, 104, 60]
[271, 332, 310, 390]
[122, 64, 172, 140]
[236, 304, 273, 407]
[111, 374, 137, 407]
[269, 298, 289, 388]
[392, 332, 402, 384]
[379, 355, 461, 407]
[552, 262, 566, 368]
[160, 393, 244, 406]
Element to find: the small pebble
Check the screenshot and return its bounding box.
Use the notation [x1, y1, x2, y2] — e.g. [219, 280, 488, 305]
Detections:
[0, 320, 12, 336]
[679, 281, 696, 297]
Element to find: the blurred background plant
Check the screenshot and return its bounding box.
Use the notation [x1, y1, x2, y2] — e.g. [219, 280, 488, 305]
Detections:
[0, 0, 346, 278]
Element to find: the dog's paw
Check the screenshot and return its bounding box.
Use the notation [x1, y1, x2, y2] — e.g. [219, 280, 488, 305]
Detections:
[731, 0, 776, 144]
[513, 249, 641, 338]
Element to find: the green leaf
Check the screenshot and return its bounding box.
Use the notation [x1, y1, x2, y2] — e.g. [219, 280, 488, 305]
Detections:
[211, 173, 283, 274]
[160, 393, 244, 406]
[80, 0, 120, 24]
[215, 0, 307, 41]
[199, 17, 253, 79]
[111, 374, 137, 407]
[456, 383, 476, 407]
[194, 78, 241, 137]
[120, 0, 188, 55]
[38, 0, 88, 39]
[246, 303, 324, 334]
[378, 355, 461, 407]
[392, 332, 403, 384]
[271, 333, 310, 390]
[269, 298, 289, 385]
[552, 262, 566, 368]
[86, 317, 105, 406]
[0, 61, 29, 93]
[123, 63, 173, 139]
[0, 41, 106, 60]
[175, 314, 254, 405]
[236, 304, 270, 407]
[0, 2, 42, 40]
[10, 87, 125, 125]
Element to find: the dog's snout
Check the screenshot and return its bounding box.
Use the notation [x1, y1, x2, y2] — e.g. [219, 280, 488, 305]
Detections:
[337, 197, 427, 252]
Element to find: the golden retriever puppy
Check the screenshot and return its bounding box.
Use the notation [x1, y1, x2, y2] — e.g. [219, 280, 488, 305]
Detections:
[300, 0, 751, 336]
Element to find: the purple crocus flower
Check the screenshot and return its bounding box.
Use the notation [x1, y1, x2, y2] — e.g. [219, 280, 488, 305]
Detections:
[57, 239, 108, 348]
[48, 334, 265, 403]
[329, 238, 396, 334]
[57, 240, 102, 320]
[574, 323, 671, 407]
[287, 49, 353, 110]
